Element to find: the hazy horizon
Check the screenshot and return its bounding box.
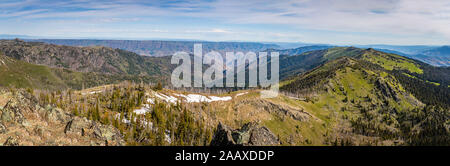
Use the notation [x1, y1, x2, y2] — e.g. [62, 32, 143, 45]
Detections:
[1, 34, 447, 48]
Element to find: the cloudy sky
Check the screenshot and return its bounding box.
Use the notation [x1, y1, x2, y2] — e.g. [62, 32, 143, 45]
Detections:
[1, 0, 450, 45]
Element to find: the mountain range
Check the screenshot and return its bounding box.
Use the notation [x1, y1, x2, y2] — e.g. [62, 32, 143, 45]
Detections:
[0, 39, 174, 90]
[19, 38, 449, 67]
[0, 39, 448, 146]
[361, 45, 450, 66]
[24, 39, 280, 57]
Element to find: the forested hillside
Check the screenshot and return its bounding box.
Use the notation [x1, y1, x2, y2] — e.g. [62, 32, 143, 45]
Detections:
[0, 39, 173, 76]
[280, 49, 449, 145]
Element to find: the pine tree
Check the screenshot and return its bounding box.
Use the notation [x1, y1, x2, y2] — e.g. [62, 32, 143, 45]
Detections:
[73, 106, 79, 116]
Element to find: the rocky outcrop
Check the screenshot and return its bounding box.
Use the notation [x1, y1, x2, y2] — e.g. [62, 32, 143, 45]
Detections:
[375, 78, 399, 101]
[0, 90, 124, 146]
[210, 123, 236, 146]
[0, 95, 31, 124]
[43, 105, 71, 123]
[93, 125, 124, 146]
[3, 136, 19, 146]
[64, 116, 91, 135]
[0, 122, 7, 134]
[1, 102, 24, 124]
[65, 116, 124, 146]
[247, 124, 281, 146]
[210, 122, 280, 146]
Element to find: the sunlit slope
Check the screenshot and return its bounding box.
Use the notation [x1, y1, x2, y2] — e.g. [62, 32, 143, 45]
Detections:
[0, 52, 68, 89]
[279, 52, 448, 145]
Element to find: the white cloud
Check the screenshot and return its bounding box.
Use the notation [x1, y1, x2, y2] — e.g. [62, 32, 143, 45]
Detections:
[203, 0, 450, 44]
[1, 0, 450, 44]
[185, 28, 233, 34]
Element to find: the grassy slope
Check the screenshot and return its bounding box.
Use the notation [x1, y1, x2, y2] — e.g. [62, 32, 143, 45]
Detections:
[360, 49, 423, 74]
[258, 48, 441, 145]
[278, 56, 425, 145]
[0, 52, 68, 89]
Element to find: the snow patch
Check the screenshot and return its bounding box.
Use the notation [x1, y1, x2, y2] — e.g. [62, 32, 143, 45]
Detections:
[114, 113, 153, 129]
[209, 96, 232, 101]
[154, 92, 178, 103]
[114, 114, 130, 124]
[174, 93, 232, 103]
[147, 98, 155, 104]
[235, 92, 248, 97]
[165, 130, 171, 144]
[174, 94, 209, 103]
[90, 90, 102, 94]
[81, 90, 103, 95]
[133, 104, 151, 115]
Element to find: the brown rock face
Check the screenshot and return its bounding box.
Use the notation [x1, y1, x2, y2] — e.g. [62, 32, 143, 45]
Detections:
[210, 122, 280, 146]
[210, 123, 236, 146]
[64, 116, 125, 146]
[0, 122, 6, 134]
[3, 136, 19, 146]
[248, 126, 280, 146]
[0, 90, 124, 146]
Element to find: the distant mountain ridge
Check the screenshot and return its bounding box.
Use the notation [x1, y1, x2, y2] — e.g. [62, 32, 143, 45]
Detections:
[16, 38, 450, 66]
[278, 47, 364, 79]
[0, 39, 173, 76]
[357, 45, 450, 66]
[25, 39, 281, 57]
[359, 45, 436, 55]
[421, 46, 450, 57]
[265, 45, 334, 56]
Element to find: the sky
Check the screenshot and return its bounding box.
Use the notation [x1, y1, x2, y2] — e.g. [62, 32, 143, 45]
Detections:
[1, 0, 450, 45]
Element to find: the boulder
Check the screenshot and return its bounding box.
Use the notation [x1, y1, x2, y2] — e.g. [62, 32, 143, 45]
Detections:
[0, 90, 41, 125]
[64, 116, 92, 135]
[248, 126, 280, 146]
[65, 116, 124, 146]
[44, 105, 71, 123]
[210, 122, 236, 146]
[1, 100, 25, 124]
[0, 90, 125, 146]
[93, 125, 124, 146]
[211, 122, 280, 146]
[3, 136, 19, 146]
[0, 122, 7, 134]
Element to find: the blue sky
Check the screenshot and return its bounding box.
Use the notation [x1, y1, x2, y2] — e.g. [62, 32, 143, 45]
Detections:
[1, 0, 450, 45]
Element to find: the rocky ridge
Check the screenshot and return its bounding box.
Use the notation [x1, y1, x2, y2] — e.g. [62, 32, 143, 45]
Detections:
[210, 122, 280, 146]
[0, 89, 124, 146]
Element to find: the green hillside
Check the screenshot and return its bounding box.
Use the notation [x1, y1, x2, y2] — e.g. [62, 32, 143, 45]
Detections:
[280, 53, 449, 145]
[0, 51, 163, 90]
[0, 52, 67, 89]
